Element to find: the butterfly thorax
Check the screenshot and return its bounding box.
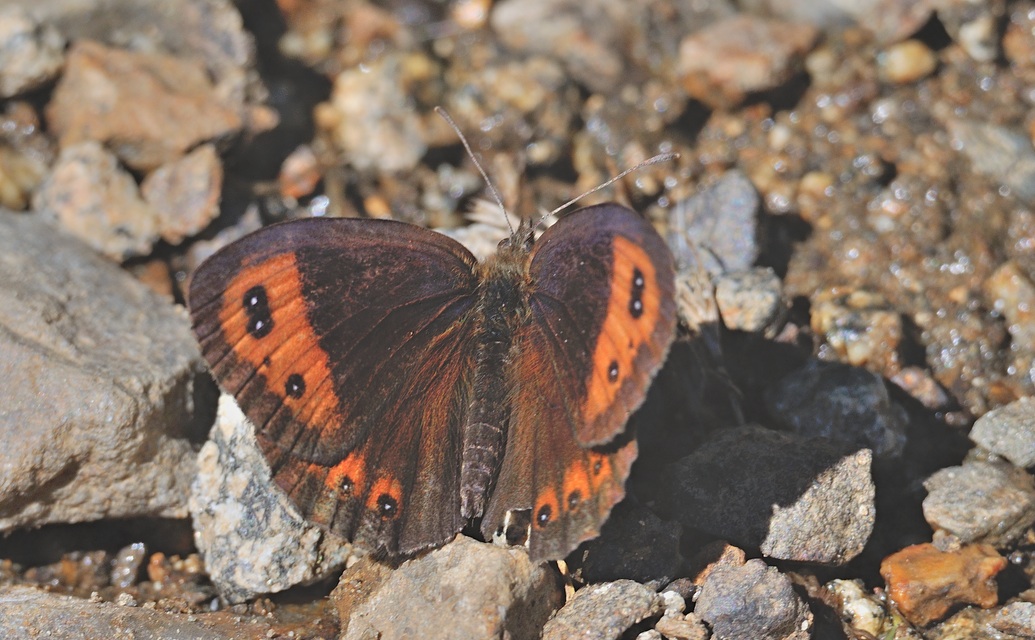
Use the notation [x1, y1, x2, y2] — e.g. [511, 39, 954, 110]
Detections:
[459, 243, 533, 520]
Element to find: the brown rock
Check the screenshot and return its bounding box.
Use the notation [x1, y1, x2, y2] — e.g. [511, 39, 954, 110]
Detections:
[141, 143, 223, 245]
[47, 40, 241, 172]
[880, 543, 1007, 626]
[678, 15, 818, 109]
[32, 141, 160, 261]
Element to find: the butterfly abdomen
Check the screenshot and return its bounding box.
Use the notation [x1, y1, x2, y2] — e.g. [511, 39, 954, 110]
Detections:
[459, 255, 530, 520]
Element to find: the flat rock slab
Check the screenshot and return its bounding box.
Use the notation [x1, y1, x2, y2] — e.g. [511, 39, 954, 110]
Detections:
[0, 210, 205, 532]
[0, 585, 274, 639]
[923, 460, 1035, 546]
[189, 394, 355, 603]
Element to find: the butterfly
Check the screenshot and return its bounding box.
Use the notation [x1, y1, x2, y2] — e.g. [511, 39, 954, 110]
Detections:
[188, 199, 676, 563]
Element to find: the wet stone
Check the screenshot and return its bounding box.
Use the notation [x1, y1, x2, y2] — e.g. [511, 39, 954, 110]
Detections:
[993, 602, 1035, 638]
[983, 262, 1035, 353]
[315, 53, 427, 173]
[947, 119, 1035, 207]
[878, 39, 938, 84]
[970, 396, 1035, 469]
[922, 460, 1035, 546]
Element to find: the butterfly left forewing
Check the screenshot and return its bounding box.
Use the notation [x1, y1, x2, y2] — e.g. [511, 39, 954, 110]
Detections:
[481, 204, 676, 562]
[189, 217, 480, 557]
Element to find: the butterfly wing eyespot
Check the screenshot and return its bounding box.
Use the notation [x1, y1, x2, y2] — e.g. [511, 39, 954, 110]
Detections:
[481, 203, 674, 562]
[189, 217, 481, 557]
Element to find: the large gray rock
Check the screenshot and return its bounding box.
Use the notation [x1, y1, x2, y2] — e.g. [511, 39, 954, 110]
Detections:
[0, 211, 204, 533]
[970, 396, 1035, 468]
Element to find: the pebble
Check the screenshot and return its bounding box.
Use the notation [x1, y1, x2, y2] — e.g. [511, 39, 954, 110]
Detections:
[678, 14, 818, 109]
[765, 359, 908, 458]
[879, 39, 938, 84]
[188, 394, 355, 603]
[141, 143, 223, 246]
[714, 267, 785, 334]
[0, 7, 64, 98]
[695, 555, 812, 640]
[922, 460, 1035, 546]
[667, 170, 760, 276]
[880, 542, 1007, 626]
[970, 396, 1035, 468]
[947, 119, 1035, 207]
[541, 579, 658, 640]
[0, 211, 201, 533]
[337, 535, 563, 640]
[810, 288, 903, 376]
[984, 262, 1035, 353]
[993, 601, 1035, 638]
[662, 425, 875, 564]
[315, 53, 427, 172]
[46, 40, 242, 172]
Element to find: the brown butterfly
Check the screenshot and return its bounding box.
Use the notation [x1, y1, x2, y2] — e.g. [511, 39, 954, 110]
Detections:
[189, 170, 676, 563]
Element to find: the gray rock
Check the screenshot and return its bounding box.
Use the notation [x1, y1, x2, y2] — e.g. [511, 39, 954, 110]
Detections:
[947, 119, 1035, 207]
[970, 397, 1035, 468]
[923, 460, 1035, 546]
[337, 535, 563, 640]
[714, 267, 785, 334]
[993, 601, 1035, 638]
[765, 359, 908, 458]
[542, 579, 659, 640]
[0, 585, 273, 639]
[189, 394, 355, 603]
[0, 210, 202, 533]
[696, 557, 812, 640]
[663, 425, 875, 564]
[0, 7, 64, 98]
[668, 170, 760, 277]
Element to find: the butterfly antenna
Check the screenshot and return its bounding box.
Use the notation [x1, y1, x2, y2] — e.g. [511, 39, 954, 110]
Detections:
[538, 152, 680, 228]
[434, 106, 514, 236]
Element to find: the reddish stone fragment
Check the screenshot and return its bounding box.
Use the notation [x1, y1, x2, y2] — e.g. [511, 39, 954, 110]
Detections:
[880, 543, 1006, 626]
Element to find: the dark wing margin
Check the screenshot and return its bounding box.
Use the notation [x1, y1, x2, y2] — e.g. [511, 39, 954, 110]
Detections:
[189, 217, 480, 556]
